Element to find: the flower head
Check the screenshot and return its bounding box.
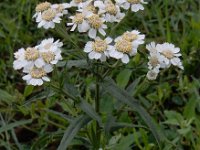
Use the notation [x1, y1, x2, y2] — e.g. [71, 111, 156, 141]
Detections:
[94, 0, 125, 23]
[116, 0, 147, 12]
[86, 14, 107, 39]
[84, 37, 114, 61]
[109, 30, 145, 63]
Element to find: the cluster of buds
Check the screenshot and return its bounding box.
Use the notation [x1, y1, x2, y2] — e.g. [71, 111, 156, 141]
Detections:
[13, 38, 63, 86]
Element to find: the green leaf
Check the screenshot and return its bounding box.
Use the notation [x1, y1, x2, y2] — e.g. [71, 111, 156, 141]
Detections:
[79, 98, 102, 126]
[126, 76, 143, 96]
[183, 98, 196, 119]
[102, 78, 165, 146]
[0, 119, 32, 134]
[116, 69, 132, 88]
[0, 89, 14, 102]
[67, 60, 88, 69]
[57, 115, 91, 150]
[114, 134, 134, 150]
[164, 110, 184, 126]
[23, 85, 34, 97]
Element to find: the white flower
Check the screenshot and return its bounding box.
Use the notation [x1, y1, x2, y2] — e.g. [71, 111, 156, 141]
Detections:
[94, 0, 125, 23]
[146, 69, 159, 80]
[146, 42, 157, 54]
[33, 1, 52, 19]
[116, 0, 147, 12]
[36, 8, 63, 29]
[67, 11, 91, 32]
[146, 42, 166, 71]
[79, 0, 96, 13]
[156, 43, 184, 70]
[86, 14, 107, 39]
[13, 47, 43, 71]
[84, 37, 114, 61]
[22, 65, 53, 86]
[36, 38, 63, 67]
[120, 30, 145, 47]
[147, 53, 163, 72]
[109, 38, 137, 64]
[69, 0, 85, 8]
[51, 3, 70, 16]
[109, 30, 145, 63]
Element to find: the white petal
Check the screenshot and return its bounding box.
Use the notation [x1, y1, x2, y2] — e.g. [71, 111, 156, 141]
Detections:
[98, 28, 106, 36]
[105, 37, 112, 44]
[42, 76, 50, 82]
[44, 64, 53, 73]
[121, 54, 130, 64]
[35, 58, 45, 68]
[88, 29, 97, 39]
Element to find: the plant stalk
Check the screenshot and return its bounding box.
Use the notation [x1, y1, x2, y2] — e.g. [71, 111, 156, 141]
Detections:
[95, 65, 101, 149]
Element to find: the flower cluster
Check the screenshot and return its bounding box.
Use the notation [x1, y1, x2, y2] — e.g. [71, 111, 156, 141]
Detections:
[13, 0, 184, 86]
[13, 38, 63, 86]
[33, 2, 70, 29]
[84, 30, 145, 63]
[146, 42, 184, 80]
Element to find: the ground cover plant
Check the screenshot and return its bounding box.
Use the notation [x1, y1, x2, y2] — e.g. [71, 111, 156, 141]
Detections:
[1, 0, 200, 149]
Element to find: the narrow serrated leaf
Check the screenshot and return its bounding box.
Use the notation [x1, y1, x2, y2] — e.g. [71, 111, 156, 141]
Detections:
[57, 115, 91, 150]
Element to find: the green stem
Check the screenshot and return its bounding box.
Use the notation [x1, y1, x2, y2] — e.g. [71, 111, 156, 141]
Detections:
[95, 65, 101, 149]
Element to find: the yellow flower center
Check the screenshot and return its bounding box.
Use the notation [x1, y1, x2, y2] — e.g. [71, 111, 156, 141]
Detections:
[122, 32, 138, 42]
[41, 51, 55, 63]
[44, 43, 52, 49]
[25, 48, 39, 61]
[127, 0, 141, 4]
[74, 13, 84, 24]
[105, 3, 117, 15]
[115, 40, 132, 53]
[35, 2, 51, 12]
[42, 8, 56, 21]
[88, 14, 103, 29]
[92, 39, 107, 52]
[55, 4, 64, 13]
[149, 56, 159, 67]
[162, 50, 174, 59]
[74, 0, 82, 3]
[86, 4, 97, 13]
[30, 68, 46, 78]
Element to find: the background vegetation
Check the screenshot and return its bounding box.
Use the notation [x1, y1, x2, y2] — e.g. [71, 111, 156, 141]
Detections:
[0, 0, 200, 149]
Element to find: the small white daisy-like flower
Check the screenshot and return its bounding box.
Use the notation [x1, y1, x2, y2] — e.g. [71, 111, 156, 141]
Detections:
[36, 8, 62, 29]
[51, 3, 70, 16]
[109, 38, 137, 64]
[36, 38, 63, 67]
[33, 1, 52, 19]
[67, 10, 91, 32]
[94, 0, 125, 23]
[116, 0, 147, 12]
[115, 30, 145, 49]
[147, 53, 163, 72]
[22, 65, 53, 86]
[156, 43, 184, 70]
[146, 42, 157, 54]
[13, 47, 43, 71]
[146, 42, 166, 71]
[69, 0, 85, 8]
[84, 37, 114, 61]
[86, 14, 107, 39]
[146, 69, 159, 80]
